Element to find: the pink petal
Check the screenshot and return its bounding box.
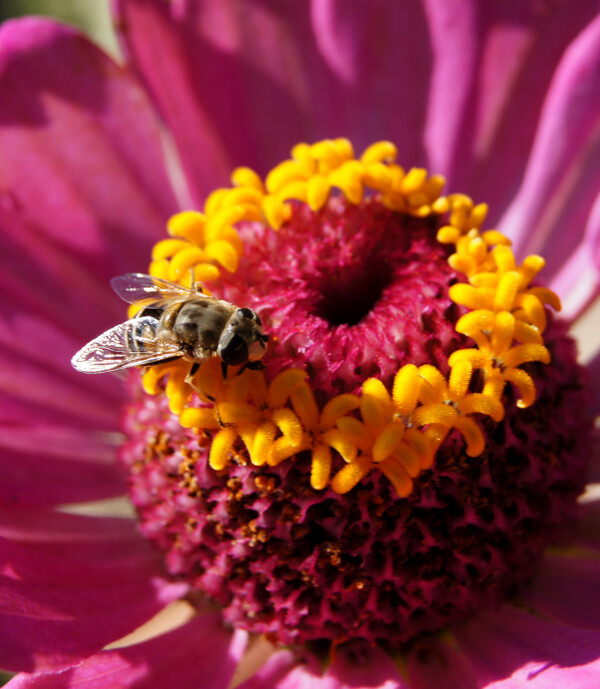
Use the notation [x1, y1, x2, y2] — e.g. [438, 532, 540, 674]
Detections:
[406, 637, 479, 689]
[0, 205, 127, 435]
[421, 0, 479, 181]
[586, 353, 600, 416]
[549, 192, 600, 321]
[0, 445, 125, 505]
[0, 17, 177, 283]
[114, 0, 312, 204]
[236, 648, 301, 689]
[0, 535, 185, 672]
[113, 0, 433, 203]
[423, 0, 600, 220]
[454, 605, 600, 688]
[308, 0, 432, 165]
[0, 18, 181, 506]
[0, 507, 144, 562]
[578, 498, 600, 551]
[499, 13, 600, 274]
[520, 552, 600, 632]
[325, 643, 409, 689]
[587, 426, 600, 480]
[241, 643, 408, 689]
[248, 656, 328, 689]
[7, 613, 246, 689]
[0, 394, 126, 504]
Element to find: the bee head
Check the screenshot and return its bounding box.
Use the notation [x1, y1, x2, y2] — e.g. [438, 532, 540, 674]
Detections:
[218, 307, 269, 366]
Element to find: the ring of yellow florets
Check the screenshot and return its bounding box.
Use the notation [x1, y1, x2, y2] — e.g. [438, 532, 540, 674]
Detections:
[139, 139, 560, 497]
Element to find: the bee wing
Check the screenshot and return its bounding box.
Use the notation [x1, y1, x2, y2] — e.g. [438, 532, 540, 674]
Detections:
[71, 316, 184, 373]
[110, 273, 199, 308]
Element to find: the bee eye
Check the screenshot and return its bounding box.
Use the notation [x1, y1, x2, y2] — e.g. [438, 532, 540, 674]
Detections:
[219, 333, 249, 366]
[238, 307, 255, 320]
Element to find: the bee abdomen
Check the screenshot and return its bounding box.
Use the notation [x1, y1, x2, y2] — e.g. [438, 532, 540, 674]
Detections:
[127, 318, 160, 354]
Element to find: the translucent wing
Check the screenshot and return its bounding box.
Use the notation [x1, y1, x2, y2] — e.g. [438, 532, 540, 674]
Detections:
[110, 273, 199, 308]
[71, 316, 184, 373]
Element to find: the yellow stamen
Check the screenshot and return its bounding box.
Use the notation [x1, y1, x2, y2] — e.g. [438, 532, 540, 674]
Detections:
[231, 166, 265, 192]
[137, 139, 560, 498]
[250, 422, 277, 466]
[392, 364, 420, 416]
[210, 427, 238, 471]
[290, 382, 320, 429]
[180, 407, 220, 430]
[331, 456, 373, 494]
[321, 394, 361, 429]
[268, 369, 308, 407]
[167, 210, 205, 244]
[379, 457, 413, 497]
[272, 408, 304, 446]
[373, 422, 405, 463]
[311, 444, 333, 491]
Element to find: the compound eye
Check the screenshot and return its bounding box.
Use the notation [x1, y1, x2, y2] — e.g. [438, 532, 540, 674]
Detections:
[238, 307, 254, 320]
[219, 332, 249, 366]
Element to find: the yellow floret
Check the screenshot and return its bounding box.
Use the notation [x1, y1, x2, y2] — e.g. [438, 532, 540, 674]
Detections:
[139, 139, 561, 498]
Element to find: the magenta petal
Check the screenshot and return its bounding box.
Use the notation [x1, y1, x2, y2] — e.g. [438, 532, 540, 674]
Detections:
[421, 0, 479, 180]
[0, 451, 124, 506]
[520, 553, 600, 632]
[588, 427, 600, 480]
[6, 613, 246, 689]
[406, 637, 479, 689]
[455, 605, 600, 688]
[423, 0, 600, 216]
[236, 648, 301, 689]
[113, 0, 433, 202]
[549, 193, 600, 320]
[308, 0, 432, 165]
[326, 643, 409, 689]
[0, 17, 177, 283]
[114, 0, 313, 203]
[499, 13, 600, 274]
[0, 209, 129, 439]
[0, 535, 185, 672]
[242, 644, 409, 689]
[0, 507, 144, 562]
[578, 498, 600, 550]
[586, 353, 600, 416]
[0, 19, 181, 506]
[0, 417, 126, 505]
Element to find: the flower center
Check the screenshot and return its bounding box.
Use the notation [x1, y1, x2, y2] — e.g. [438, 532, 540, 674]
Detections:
[314, 252, 391, 327]
[118, 140, 592, 649]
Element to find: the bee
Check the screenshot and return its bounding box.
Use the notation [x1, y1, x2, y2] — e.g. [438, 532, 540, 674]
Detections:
[71, 273, 269, 385]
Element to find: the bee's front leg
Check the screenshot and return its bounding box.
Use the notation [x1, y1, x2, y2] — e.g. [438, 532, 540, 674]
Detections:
[184, 361, 215, 401]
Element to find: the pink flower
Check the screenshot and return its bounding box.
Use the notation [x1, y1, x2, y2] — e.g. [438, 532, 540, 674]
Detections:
[2, 2, 600, 688]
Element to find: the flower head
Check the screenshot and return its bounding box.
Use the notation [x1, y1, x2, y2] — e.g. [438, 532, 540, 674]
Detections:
[2, 3, 600, 689]
[114, 138, 592, 653]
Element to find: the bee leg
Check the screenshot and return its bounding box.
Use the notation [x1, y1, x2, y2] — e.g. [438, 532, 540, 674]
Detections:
[221, 361, 228, 379]
[187, 361, 200, 381]
[188, 267, 204, 293]
[184, 362, 216, 402]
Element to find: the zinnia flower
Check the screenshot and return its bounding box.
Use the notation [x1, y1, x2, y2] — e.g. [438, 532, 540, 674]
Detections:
[2, 2, 600, 688]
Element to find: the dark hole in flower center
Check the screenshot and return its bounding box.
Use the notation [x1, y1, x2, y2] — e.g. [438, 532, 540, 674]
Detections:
[313, 262, 393, 326]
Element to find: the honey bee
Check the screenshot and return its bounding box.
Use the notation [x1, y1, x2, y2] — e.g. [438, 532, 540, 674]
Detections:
[71, 273, 269, 385]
